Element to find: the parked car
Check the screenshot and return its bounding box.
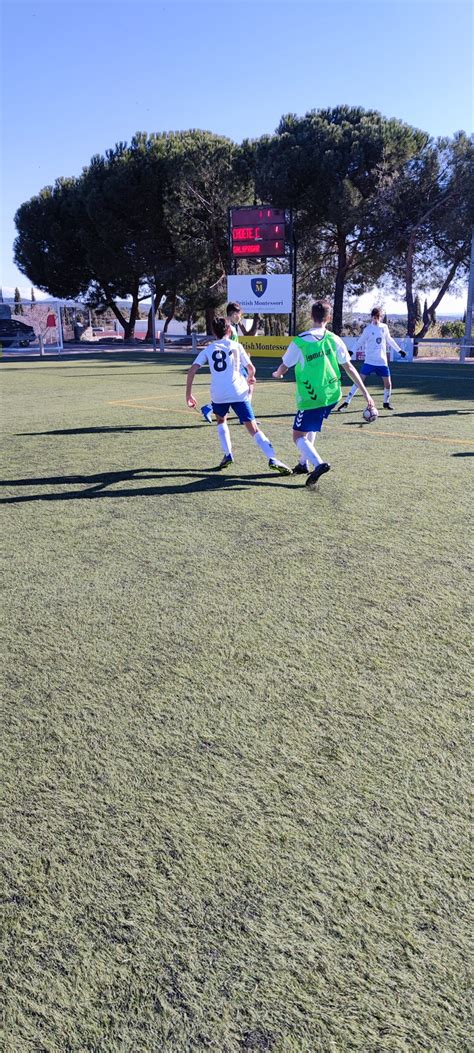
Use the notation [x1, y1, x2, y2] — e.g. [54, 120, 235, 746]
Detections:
[0, 316, 36, 348]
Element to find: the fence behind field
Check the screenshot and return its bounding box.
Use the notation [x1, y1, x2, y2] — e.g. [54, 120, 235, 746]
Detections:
[414, 337, 473, 362]
[1, 298, 473, 361]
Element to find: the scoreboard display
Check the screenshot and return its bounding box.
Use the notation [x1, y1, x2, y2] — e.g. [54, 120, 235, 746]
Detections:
[230, 206, 288, 258]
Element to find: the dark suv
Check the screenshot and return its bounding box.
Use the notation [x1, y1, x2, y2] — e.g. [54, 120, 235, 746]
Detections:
[0, 305, 36, 348]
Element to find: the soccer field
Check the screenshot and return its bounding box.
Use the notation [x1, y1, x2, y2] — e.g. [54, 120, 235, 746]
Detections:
[2, 355, 472, 1052]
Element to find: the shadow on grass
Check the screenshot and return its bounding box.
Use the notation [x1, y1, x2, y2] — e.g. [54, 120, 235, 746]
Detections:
[451, 451, 474, 457]
[59, 371, 177, 379]
[0, 467, 298, 504]
[340, 364, 474, 402]
[391, 409, 473, 418]
[342, 409, 473, 423]
[17, 425, 198, 436]
[1, 352, 194, 368]
[18, 416, 295, 437]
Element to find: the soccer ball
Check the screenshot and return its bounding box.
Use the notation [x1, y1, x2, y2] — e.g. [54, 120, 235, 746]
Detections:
[363, 405, 379, 423]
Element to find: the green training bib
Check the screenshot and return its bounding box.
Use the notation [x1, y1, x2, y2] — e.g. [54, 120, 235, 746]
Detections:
[294, 332, 342, 410]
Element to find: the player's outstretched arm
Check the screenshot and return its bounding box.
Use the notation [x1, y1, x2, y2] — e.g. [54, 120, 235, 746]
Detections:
[272, 363, 289, 379]
[186, 364, 200, 408]
[387, 331, 406, 357]
[342, 362, 375, 408]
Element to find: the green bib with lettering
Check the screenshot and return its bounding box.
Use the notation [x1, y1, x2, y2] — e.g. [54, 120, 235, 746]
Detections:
[294, 332, 342, 410]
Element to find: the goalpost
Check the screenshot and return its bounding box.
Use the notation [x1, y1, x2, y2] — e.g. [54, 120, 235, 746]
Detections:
[1, 298, 64, 355]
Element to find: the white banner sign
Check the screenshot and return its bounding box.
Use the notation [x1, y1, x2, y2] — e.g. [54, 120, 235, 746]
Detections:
[227, 274, 292, 314]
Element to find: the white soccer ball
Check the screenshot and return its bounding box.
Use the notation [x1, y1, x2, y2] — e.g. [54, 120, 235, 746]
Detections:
[363, 405, 379, 423]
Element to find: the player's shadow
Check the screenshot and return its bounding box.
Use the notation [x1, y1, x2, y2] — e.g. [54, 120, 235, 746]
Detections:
[393, 409, 474, 418]
[17, 424, 197, 436]
[452, 451, 474, 457]
[341, 409, 472, 425]
[58, 370, 167, 379]
[0, 467, 296, 505]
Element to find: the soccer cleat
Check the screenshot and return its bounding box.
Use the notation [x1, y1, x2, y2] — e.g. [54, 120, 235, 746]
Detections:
[337, 401, 350, 412]
[292, 462, 309, 475]
[383, 402, 394, 410]
[305, 462, 331, 488]
[268, 458, 292, 476]
[216, 453, 234, 469]
[200, 404, 213, 424]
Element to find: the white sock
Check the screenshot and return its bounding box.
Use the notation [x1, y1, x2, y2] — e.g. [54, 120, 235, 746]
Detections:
[254, 430, 276, 459]
[299, 431, 316, 464]
[217, 422, 232, 456]
[345, 384, 358, 404]
[296, 437, 323, 468]
[383, 384, 392, 403]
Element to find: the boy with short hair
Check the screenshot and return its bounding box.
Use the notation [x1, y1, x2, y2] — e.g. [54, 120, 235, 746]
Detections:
[272, 301, 375, 488]
[337, 307, 406, 411]
[187, 317, 291, 474]
[200, 302, 253, 423]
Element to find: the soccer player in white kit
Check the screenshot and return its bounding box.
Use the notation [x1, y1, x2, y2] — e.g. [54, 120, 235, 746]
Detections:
[186, 317, 291, 474]
[200, 303, 253, 423]
[337, 307, 406, 411]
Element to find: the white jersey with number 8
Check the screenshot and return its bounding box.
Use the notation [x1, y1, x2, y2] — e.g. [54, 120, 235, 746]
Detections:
[193, 338, 251, 403]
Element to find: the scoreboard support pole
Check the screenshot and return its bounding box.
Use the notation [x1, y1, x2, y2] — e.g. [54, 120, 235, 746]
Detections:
[289, 209, 296, 337]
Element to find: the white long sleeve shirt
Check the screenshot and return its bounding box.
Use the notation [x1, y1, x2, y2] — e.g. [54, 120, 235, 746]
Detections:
[355, 322, 402, 366]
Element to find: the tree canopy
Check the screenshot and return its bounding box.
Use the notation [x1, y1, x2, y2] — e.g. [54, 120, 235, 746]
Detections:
[13, 108, 473, 335]
[252, 106, 430, 331]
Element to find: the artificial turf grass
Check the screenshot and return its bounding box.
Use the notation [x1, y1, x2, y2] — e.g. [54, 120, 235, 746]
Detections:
[1, 357, 472, 1051]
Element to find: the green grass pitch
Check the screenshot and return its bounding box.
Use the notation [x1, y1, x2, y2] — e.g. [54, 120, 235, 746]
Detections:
[1, 354, 472, 1052]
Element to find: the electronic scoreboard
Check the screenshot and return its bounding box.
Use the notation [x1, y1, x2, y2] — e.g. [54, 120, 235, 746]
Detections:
[229, 206, 288, 258]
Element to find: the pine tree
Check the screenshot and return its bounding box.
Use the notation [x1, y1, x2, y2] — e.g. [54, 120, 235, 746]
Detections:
[423, 299, 430, 327]
[31, 287, 36, 303]
[414, 294, 422, 324]
[14, 287, 24, 315]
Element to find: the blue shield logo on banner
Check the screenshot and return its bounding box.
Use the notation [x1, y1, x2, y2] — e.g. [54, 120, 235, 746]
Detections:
[251, 278, 267, 298]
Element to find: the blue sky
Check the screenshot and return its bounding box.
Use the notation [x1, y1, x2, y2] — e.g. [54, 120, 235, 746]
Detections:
[1, 0, 472, 310]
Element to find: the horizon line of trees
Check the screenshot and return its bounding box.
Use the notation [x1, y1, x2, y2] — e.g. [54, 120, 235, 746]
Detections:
[13, 106, 474, 337]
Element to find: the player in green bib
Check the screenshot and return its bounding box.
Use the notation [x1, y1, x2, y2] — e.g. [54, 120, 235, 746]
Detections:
[273, 300, 375, 488]
[292, 329, 343, 410]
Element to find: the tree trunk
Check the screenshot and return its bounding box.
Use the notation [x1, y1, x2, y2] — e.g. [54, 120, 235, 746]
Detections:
[145, 287, 164, 340]
[124, 293, 140, 340]
[205, 305, 215, 336]
[332, 232, 347, 335]
[405, 236, 416, 338]
[414, 259, 460, 340]
[163, 292, 176, 334]
[107, 298, 135, 339]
